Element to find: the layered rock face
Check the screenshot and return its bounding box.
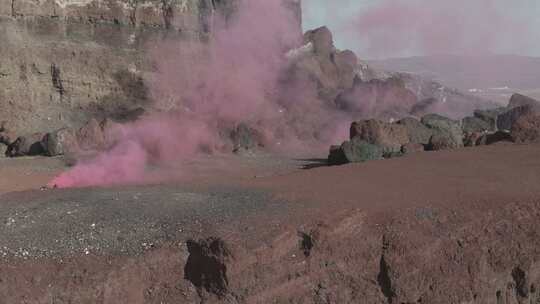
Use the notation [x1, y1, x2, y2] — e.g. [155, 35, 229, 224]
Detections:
[2, 0, 309, 135]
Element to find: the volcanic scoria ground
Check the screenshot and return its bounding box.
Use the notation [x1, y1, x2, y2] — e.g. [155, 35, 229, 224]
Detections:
[0, 143, 539, 303]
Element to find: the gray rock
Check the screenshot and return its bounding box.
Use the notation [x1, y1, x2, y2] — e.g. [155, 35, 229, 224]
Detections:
[427, 133, 462, 151]
[0, 143, 7, 157]
[421, 114, 463, 149]
[473, 108, 506, 131]
[6, 133, 46, 157]
[462, 116, 491, 133]
[43, 128, 79, 156]
[396, 117, 433, 145]
[328, 137, 383, 165]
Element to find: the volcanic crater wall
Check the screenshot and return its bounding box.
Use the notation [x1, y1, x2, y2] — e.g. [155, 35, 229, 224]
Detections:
[0, 0, 301, 135]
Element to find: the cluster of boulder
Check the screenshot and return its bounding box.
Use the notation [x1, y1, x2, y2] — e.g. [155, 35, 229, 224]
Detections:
[285, 26, 498, 125]
[0, 118, 118, 161]
[329, 93, 540, 165]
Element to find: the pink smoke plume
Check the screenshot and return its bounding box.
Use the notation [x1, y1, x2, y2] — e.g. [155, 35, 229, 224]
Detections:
[50, 0, 345, 189]
[339, 0, 529, 59]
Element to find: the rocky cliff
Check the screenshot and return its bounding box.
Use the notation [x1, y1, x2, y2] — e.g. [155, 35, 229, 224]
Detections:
[0, 0, 301, 135]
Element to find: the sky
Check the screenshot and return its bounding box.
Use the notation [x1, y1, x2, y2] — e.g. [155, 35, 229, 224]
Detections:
[302, 0, 540, 59]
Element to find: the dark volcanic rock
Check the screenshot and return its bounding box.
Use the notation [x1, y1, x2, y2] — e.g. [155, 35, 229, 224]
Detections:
[421, 114, 463, 149]
[328, 137, 383, 165]
[511, 114, 540, 143]
[473, 108, 506, 131]
[350, 120, 409, 154]
[396, 117, 433, 145]
[462, 116, 491, 133]
[6, 133, 46, 157]
[328, 145, 347, 165]
[184, 237, 231, 297]
[43, 128, 79, 156]
[508, 93, 540, 109]
[497, 105, 539, 131]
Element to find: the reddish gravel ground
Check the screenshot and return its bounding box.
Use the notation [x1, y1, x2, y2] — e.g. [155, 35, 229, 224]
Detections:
[1, 143, 540, 303]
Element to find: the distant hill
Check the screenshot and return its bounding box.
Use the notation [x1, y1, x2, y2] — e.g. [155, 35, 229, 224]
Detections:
[369, 55, 540, 98]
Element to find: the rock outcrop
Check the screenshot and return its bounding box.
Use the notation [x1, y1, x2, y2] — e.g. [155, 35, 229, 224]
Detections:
[473, 108, 506, 131]
[508, 93, 540, 109]
[43, 128, 79, 156]
[511, 114, 540, 143]
[6, 133, 46, 157]
[421, 114, 463, 150]
[335, 77, 418, 120]
[0, 0, 302, 137]
[284, 26, 372, 103]
[328, 137, 383, 165]
[350, 119, 409, 154]
[396, 117, 433, 145]
[462, 116, 491, 133]
[497, 105, 540, 131]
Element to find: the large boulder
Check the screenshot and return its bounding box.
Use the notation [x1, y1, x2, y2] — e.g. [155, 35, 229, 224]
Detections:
[335, 77, 418, 119]
[303, 26, 334, 57]
[421, 114, 463, 149]
[6, 133, 46, 157]
[328, 137, 383, 165]
[462, 116, 491, 133]
[427, 133, 461, 151]
[507, 93, 540, 109]
[42, 128, 79, 156]
[396, 117, 433, 145]
[286, 26, 362, 103]
[473, 108, 506, 131]
[510, 114, 540, 143]
[497, 105, 539, 131]
[350, 119, 409, 154]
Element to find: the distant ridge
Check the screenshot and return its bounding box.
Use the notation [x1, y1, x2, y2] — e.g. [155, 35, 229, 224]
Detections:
[368, 54, 540, 92]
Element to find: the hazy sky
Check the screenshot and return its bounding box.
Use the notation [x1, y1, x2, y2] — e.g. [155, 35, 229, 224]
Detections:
[302, 0, 540, 59]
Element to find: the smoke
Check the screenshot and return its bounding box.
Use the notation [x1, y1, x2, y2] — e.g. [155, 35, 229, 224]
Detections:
[50, 0, 350, 189]
[332, 0, 530, 59]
